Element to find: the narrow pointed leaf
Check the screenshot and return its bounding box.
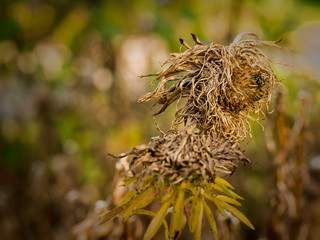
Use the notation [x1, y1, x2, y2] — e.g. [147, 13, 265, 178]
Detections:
[121, 179, 152, 205]
[202, 192, 227, 217]
[132, 209, 169, 239]
[121, 177, 138, 186]
[211, 183, 226, 194]
[225, 189, 244, 200]
[214, 177, 235, 189]
[123, 188, 156, 220]
[223, 203, 255, 230]
[183, 196, 192, 206]
[189, 195, 200, 233]
[215, 195, 241, 206]
[213, 181, 234, 198]
[202, 198, 218, 240]
[144, 200, 172, 240]
[120, 187, 141, 205]
[212, 182, 244, 200]
[169, 184, 186, 239]
[98, 205, 126, 225]
[193, 199, 203, 240]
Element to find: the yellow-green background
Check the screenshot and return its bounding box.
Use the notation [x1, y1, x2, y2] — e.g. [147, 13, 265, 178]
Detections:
[1, 0, 320, 239]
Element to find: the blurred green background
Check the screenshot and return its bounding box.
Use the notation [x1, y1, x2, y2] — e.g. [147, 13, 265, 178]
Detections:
[1, 0, 320, 239]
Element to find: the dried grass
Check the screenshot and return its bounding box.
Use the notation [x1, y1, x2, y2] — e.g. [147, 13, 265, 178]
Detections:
[139, 33, 281, 140]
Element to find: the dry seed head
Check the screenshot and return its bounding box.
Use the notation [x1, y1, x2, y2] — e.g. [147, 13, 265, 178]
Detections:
[111, 131, 250, 188]
[139, 33, 281, 140]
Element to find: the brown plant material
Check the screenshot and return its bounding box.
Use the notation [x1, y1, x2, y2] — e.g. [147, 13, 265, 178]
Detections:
[265, 90, 314, 240]
[139, 33, 281, 140]
[96, 33, 281, 239]
[111, 130, 250, 187]
[104, 131, 252, 239]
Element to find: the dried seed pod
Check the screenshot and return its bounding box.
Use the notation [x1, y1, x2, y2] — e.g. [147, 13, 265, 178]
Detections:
[139, 33, 281, 140]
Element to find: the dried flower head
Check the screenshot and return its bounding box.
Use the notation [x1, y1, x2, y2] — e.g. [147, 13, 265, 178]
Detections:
[139, 33, 281, 140]
[101, 131, 252, 239]
[113, 130, 249, 183]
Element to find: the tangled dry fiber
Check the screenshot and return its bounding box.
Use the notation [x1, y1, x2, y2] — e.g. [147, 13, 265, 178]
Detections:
[111, 130, 250, 188]
[139, 32, 281, 140]
[100, 33, 280, 240]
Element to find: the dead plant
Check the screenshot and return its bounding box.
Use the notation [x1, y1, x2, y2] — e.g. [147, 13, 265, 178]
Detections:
[95, 33, 281, 240]
[139, 33, 281, 140]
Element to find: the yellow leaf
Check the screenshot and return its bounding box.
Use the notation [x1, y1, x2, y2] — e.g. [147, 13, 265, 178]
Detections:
[212, 182, 244, 200]
[202, 198, 218, 240]
[132, 209, 169, 239]
[211, 183, 226, 194]
[226, 189, 244, 200]
[189, 195, 200, 233]
[214, 181, 233, 197]
[193, 199, 203, 240]
[215, 195, 241, 206]
[214, 177, 235, 189]
[121, 179, 152, 205]
[169, 183, 186, 239]
[183, 196, 193, 206]
[223, 203, 255, 230]
[121, 177, 138, 186]
[144, 200, 172, 240]
[202, 192, 227, 218]
[122, 188, 156, 220]
[120, 187, 140, 205]
[98, 204, 126, 225]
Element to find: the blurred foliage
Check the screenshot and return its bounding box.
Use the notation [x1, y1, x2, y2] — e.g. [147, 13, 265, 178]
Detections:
[0, 0, 320, 239]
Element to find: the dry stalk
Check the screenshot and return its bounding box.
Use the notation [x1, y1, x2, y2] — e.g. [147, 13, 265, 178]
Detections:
[265, 90, 312, 240]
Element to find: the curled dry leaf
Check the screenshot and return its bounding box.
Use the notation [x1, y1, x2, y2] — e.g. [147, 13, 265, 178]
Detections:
[139, 33, 281, 140]
[110, 130, 250, 186]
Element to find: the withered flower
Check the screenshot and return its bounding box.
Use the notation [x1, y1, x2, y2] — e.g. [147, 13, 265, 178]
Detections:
[139, 33, 281, 140]
[97, 33, 280, 240]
